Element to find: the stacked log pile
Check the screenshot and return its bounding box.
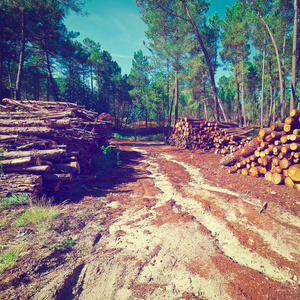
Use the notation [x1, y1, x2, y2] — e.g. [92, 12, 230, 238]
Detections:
[221, 109, 300, 192]
[169, 117, 254, 153]
[0, 98, 112, 197]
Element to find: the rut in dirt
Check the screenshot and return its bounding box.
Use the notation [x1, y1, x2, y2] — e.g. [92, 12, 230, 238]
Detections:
[32, 141, 300, 300]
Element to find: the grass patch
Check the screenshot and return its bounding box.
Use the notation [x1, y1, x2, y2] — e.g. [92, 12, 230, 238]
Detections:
[0, 193, 29, 208]
[50, 239, 75, 251]
[91, 145, 122, 177]
[113, 131, 165, 142]
[16, 196, 60, 230]
[0, 246, 22, 272]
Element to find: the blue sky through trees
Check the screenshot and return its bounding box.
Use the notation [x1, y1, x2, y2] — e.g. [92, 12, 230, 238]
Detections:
[64, 0, 236, 78]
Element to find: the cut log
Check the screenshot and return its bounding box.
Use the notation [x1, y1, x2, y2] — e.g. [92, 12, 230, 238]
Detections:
[284, 123, 294, 133]
[43, 173, 73, 182]
[290, 143, 300, 152]
[279, 158, 291, 169]
[0, 149, 66, 160]
[261, 156, 272, 166]
[265, 171, 273, 181]
[281, 144, 291, 154]
[219, 136, 261, 166]
[290, 109, 300, 118]
[259, 166, 267, 174]
[288, 134, 300, 142]
[284, 176, 295, 187]
[271, 131, 285, 140]
[0, 174, 42, 197]
[0, 135, 19, 142]
[3, 165, 50, 173]
[259, 128, 272, 139]
[0, 157, 32, 167]
[0, 126, 56, 136]
[249, 166, 259, 177]
[241, 168, 249, 176]
[271, 173, 285, 185]
[287, 165, 300, 182]
[270, 123, 284, 131]
[52, 161, 81, 174]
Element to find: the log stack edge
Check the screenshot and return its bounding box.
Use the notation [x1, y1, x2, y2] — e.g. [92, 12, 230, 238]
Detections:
[223, 109, 300, 192]
[0, 98, 113, 198]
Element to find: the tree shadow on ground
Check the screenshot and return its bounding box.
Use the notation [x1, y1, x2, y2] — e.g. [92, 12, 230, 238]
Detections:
[48, 145, 147, 204]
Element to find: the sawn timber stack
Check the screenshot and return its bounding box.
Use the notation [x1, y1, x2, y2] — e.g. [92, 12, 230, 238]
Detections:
[169, 117, 254, 153]
[0, 98, 112, 197]
[221, 109, 300, 192]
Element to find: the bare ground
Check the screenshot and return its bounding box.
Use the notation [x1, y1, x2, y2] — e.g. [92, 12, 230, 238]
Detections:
[1, 139, 300, 299]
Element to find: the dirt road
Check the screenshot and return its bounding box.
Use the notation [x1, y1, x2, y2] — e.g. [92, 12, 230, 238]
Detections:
[2, 140, 300, 299]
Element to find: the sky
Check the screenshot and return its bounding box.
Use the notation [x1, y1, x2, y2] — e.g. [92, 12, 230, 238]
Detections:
[64, 0, 237, 79]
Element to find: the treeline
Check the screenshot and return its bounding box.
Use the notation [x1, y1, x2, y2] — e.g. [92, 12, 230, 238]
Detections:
[134, 0, 300, 128]
[0, 0, 134, 128]
[1, 0, 299, 130]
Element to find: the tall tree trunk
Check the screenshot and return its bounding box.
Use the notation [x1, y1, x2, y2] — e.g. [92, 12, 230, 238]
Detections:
[181, 0, 219, 122]
[250, 3, 285, 121]
[241, 59, 246, 126]
[90, 66, 94, 94]
[143, 89, 148, 129]
[174, 69, 179, 125]
[281, 23, 287, 118]
[82, 63, 85, 103]
[15, 8, 25, 100]
[260, 36, 266, 128]
[268, 83, 273, 127]
[45, 50, 60, 102]
[202, 81, 208, 120]
[291, 0, 298, 109]
[268, 57, 274, 125]
[235, 67, 242, 126]
[273, 88, 276, 123]
[0, 49, 4, 101]
[169, 87, 175, 128]
[217, 97, 227, 122]
[166, 58, 170, 128]
[34, 69, 40, 101]
[7, 63, 14, 99]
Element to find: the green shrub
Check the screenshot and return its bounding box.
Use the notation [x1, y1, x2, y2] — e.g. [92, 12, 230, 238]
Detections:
[0, 246, 22, 272]
[16, 196, 60, 230]
[0, 194, 29, 208]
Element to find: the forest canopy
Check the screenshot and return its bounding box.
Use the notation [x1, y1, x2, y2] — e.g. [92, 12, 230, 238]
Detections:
[0, 0, 299, 129]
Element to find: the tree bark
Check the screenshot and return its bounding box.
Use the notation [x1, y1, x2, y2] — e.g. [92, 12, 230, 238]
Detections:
[174, 69, 179, 125]
[250, 4, 285, 121]
[0, 149, 66, 160]
[219, 136, 261, 166]
[45, 50, 60, 102]
[15, 8, 25, 100]
[291, 0, 298, 109]
[241, 59, 246, 126]
[181, 0, 219, 122]
[235, 67, 242, 126]
[260, 36, 266, 128]
[281, 23, 288, 119]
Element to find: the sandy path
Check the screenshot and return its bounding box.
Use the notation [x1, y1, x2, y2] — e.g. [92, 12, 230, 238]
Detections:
[62, 143, 299, 300]
[30, 142, 300, 299]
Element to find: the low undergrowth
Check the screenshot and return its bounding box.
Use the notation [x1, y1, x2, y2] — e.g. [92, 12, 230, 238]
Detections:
[113, 132, 165, 141]
[0, 193, 29, 208]
[0, 246, 22, 272]
[0, 194, 62, 273]
[16, 198, 60, 230]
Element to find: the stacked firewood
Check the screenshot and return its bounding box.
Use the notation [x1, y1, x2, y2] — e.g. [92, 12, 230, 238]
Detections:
[0, 98, 112, 197]
[221, 109, 300, 191]
[169, 117, 254, 153]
